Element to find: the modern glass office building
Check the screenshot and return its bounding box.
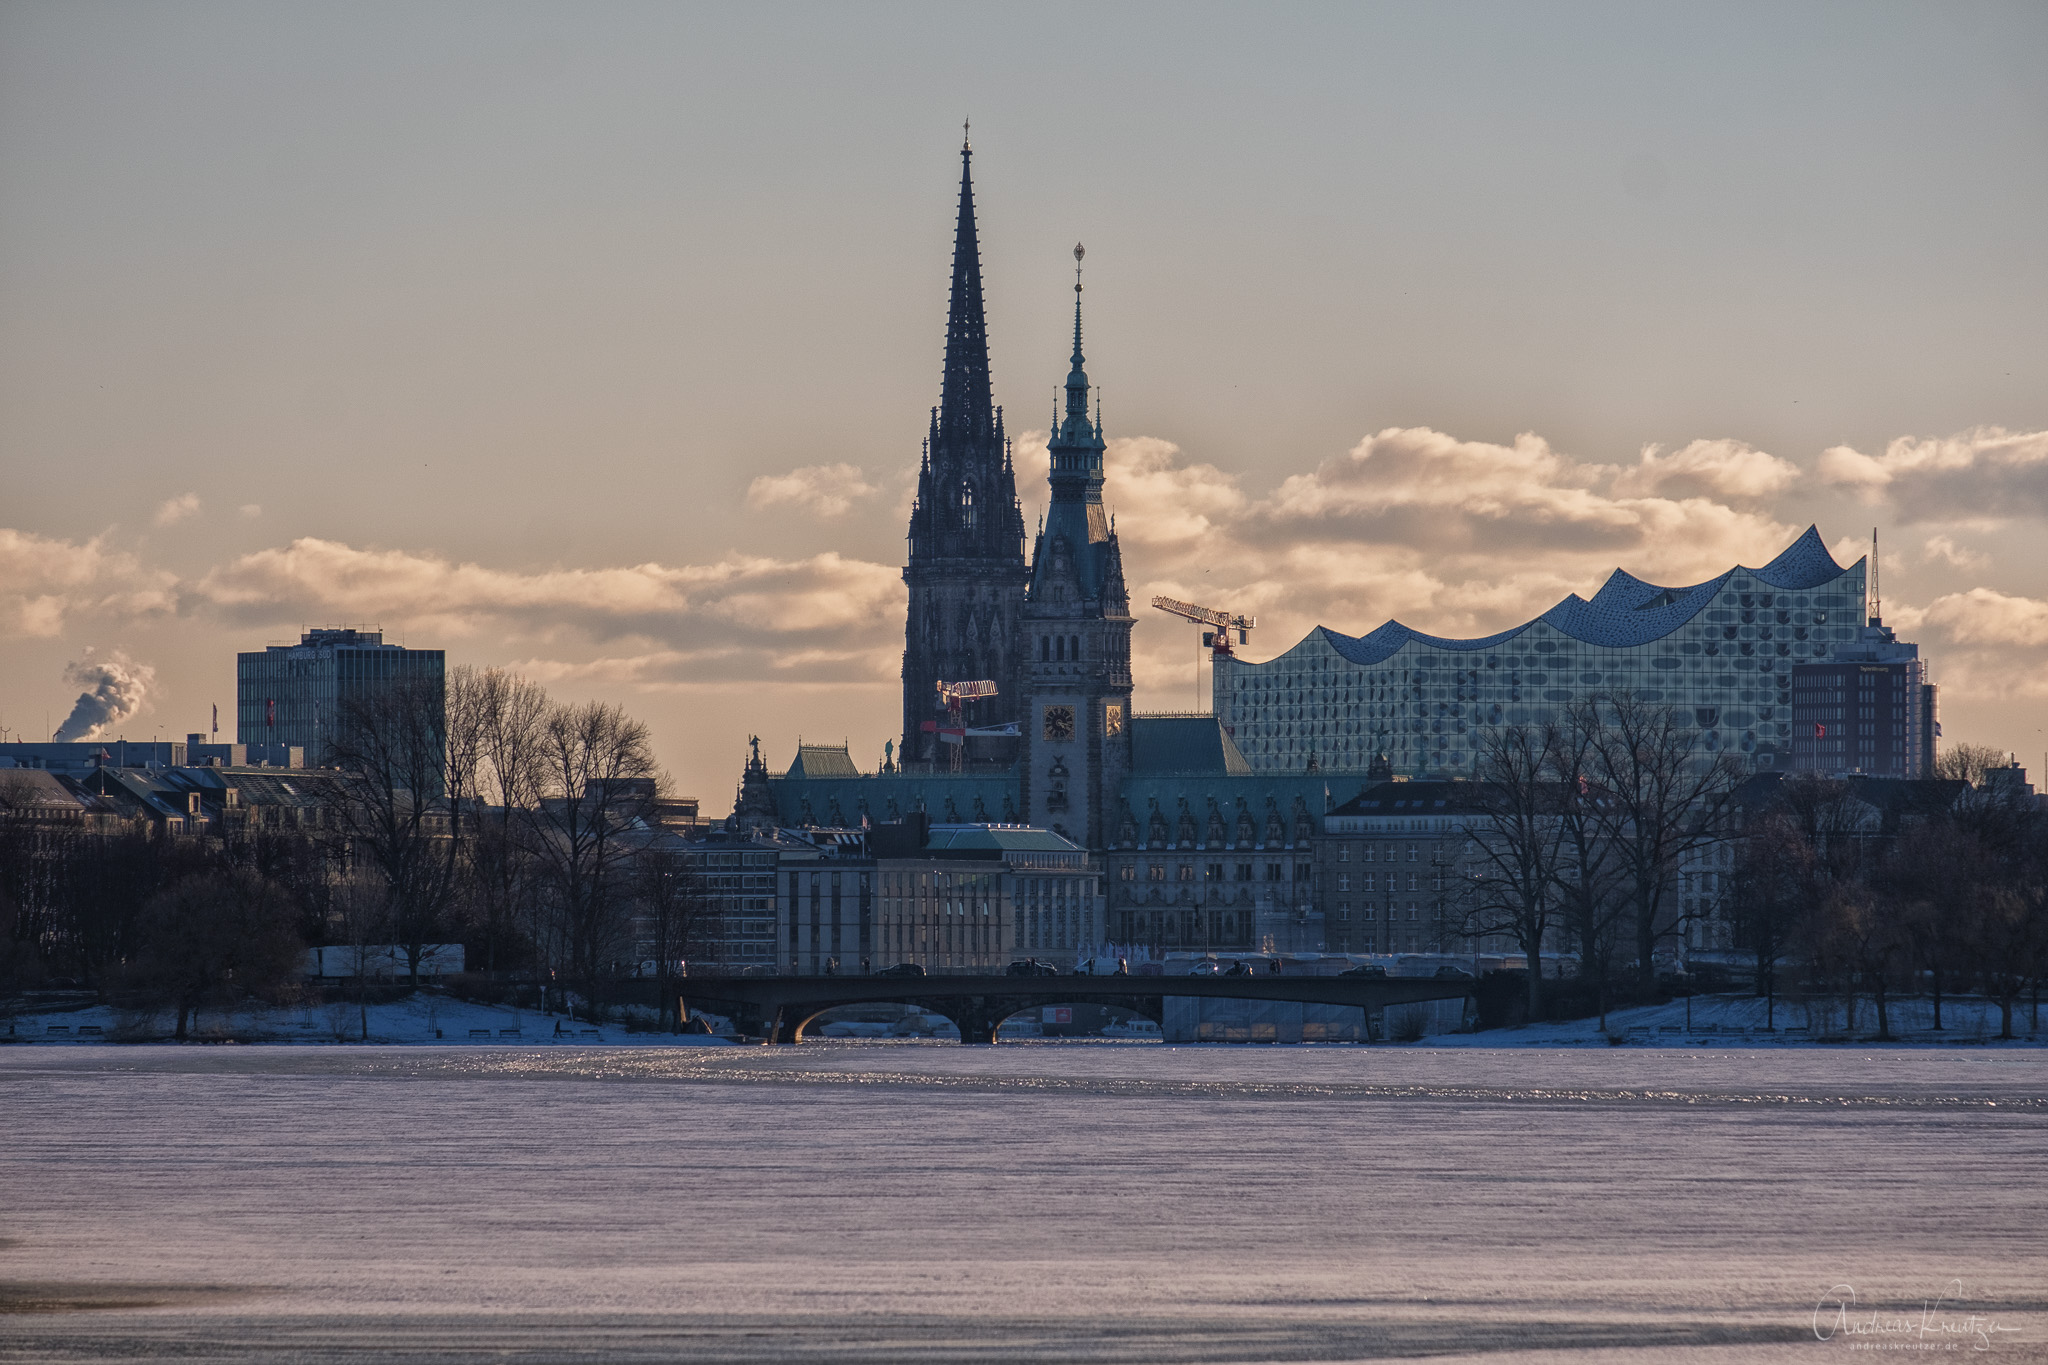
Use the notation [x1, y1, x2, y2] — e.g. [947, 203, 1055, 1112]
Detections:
[1213, 527, 1877, 777]
[236, 629, 444, 765]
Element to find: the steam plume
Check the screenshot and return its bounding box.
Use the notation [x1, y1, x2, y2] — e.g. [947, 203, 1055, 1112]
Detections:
[52, 649, 155, 742]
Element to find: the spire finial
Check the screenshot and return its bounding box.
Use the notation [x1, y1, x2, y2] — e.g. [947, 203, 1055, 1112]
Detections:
[1071, 243, 1086, 367]
[962, 118, 971, 153]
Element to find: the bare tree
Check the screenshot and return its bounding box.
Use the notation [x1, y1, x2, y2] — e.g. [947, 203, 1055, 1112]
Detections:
[1806, 881, 1906, 1040]
[463, 668, 551, 976]
[1545, 710, 1630, 1027]
[131, 869, 303, 1040]
[325, 675, 473, 987]
[1935, 741, 2007, 788]
[1729, 809, 1815, 1030]
[525, 700, 660, 1019]
[1462, 723, 1563, 1018]
[1877, 816, 1965, 1030]
[632, 845, 712, 1032]
[1576, 693, 1743, 994]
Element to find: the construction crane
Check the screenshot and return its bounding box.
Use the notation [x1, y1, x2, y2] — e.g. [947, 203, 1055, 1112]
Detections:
[923, 679, 998, 772]
[1150, 597, 1255, 711]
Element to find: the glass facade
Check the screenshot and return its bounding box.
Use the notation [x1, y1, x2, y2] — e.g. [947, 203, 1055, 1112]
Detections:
[1214, 528, 1871, 777]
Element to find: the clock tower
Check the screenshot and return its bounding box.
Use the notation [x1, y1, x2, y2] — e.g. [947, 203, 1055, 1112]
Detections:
[1021, 246, 1133, 847]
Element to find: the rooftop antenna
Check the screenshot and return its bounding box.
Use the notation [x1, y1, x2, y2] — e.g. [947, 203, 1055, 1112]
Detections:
[1870, 526, 1882, 627]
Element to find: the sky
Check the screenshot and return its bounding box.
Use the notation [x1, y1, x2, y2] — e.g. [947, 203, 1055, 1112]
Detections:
[3, 1, 2045, 809]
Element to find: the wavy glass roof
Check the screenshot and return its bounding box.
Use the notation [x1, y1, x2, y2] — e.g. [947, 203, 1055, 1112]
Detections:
[1320, 526, 1849, 665]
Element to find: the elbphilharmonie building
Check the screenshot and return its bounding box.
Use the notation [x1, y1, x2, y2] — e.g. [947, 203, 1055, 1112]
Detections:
[1213, 526, 1914, 777]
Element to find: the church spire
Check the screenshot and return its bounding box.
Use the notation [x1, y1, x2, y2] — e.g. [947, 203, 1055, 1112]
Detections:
[939, 130, 994, 448]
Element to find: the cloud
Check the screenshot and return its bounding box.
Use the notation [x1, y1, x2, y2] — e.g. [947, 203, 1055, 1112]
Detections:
[51, 648, 155, 741]
[0, 529, 179, 638]
[1817, 427, 2048, 521]
[1611, 439, 1800, 502]
[1922, 534, 1986, 570]
[192, 538, 904, 680]
[239, 504, 262, 519]
[154, 494, 201, 527]
[1913, 588, 2048, 650]
[1249, 427, 1797, 584]
[745, 463, 878, 518]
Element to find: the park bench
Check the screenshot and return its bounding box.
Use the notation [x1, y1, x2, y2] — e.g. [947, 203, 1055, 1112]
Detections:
[497, 1028, 521, 1038]
[469, 1029, 491, 1039]
[45, 1025, 70, 1036]
[579, 1029, 601, 1040]
[1658, 1025, 1681, 1034]
[76, 1025, 103, 1036]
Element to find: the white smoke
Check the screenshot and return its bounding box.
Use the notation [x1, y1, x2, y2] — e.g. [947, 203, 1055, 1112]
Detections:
[51, 648, 156, 742]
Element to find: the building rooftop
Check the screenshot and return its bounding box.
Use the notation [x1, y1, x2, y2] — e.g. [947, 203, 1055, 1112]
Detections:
[1131, 715, 1253, 775]
[1318, 526, 1852, 663]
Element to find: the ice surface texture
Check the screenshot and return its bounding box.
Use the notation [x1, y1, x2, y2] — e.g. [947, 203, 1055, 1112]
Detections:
[2, 1044, 2044, 1363]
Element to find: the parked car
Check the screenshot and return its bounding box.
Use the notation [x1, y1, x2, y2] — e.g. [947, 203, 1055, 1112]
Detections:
[874, 962, 927, 978]
[1341, 964, 1388, 978]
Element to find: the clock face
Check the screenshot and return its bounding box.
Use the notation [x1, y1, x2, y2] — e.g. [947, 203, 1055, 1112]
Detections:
[1104, 702, 1124, 737]
[1042, 705, 1075, 741]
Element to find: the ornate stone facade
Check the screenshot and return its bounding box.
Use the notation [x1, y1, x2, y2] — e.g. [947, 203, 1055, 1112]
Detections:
[900, 134, 1028, 762]
[1018, 249, 1133, 849]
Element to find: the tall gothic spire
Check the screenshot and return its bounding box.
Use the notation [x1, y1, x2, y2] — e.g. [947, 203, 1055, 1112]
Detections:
[939, 129, 994, 448]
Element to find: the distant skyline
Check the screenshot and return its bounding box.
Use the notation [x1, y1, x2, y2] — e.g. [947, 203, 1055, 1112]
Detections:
[4, 2, 2046, 805]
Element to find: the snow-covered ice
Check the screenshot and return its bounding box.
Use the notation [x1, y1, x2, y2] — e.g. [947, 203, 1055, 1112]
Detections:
[1, 1043, 2043, 1362]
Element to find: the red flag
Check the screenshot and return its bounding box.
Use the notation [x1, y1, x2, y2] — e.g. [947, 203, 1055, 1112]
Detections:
[1815, 723, 1826, 737]
[266, 698, 276, 728]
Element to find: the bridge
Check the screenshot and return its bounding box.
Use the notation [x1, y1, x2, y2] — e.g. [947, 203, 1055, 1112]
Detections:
[679, 973, 1476, 1044]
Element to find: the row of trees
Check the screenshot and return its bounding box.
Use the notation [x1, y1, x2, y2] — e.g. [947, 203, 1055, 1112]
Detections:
[0, 668, 717, 1034]
[1732, 770, 2048, 1038]
[1458, 693, 1744, 1021]
[1455, 696, 2048, 1037]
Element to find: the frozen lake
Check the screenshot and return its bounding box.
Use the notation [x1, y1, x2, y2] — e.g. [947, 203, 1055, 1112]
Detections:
[2, 1043, 2043, 1363]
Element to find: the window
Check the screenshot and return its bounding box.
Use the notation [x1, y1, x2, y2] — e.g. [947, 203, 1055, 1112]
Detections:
[1148, 864, 1166, 882]
[1338, 874, 1351, 892]
[1407, 845, 1418, 862]
[1265, 863, 1282, 882]
[1177, 863, 1195, 881]
[1338, 846, 1350, 863]
[1206, 863, 1224, 882]
[1119, 864, 1135, 881]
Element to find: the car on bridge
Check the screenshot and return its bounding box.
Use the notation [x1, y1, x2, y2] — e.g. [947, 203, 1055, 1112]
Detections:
[874, 963, 926, 978]
[1006, 959, 1059, 977]
[1072, 957, 1129, 976]
[1341, 964, 1388, 978]
[1186, 960, 1221, 976]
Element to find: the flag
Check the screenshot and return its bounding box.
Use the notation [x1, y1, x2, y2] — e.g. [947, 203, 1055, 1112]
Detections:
[211, 703, 218, 737]
[266, 698, 276, 728]
[1815, 723, 1826, 737]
